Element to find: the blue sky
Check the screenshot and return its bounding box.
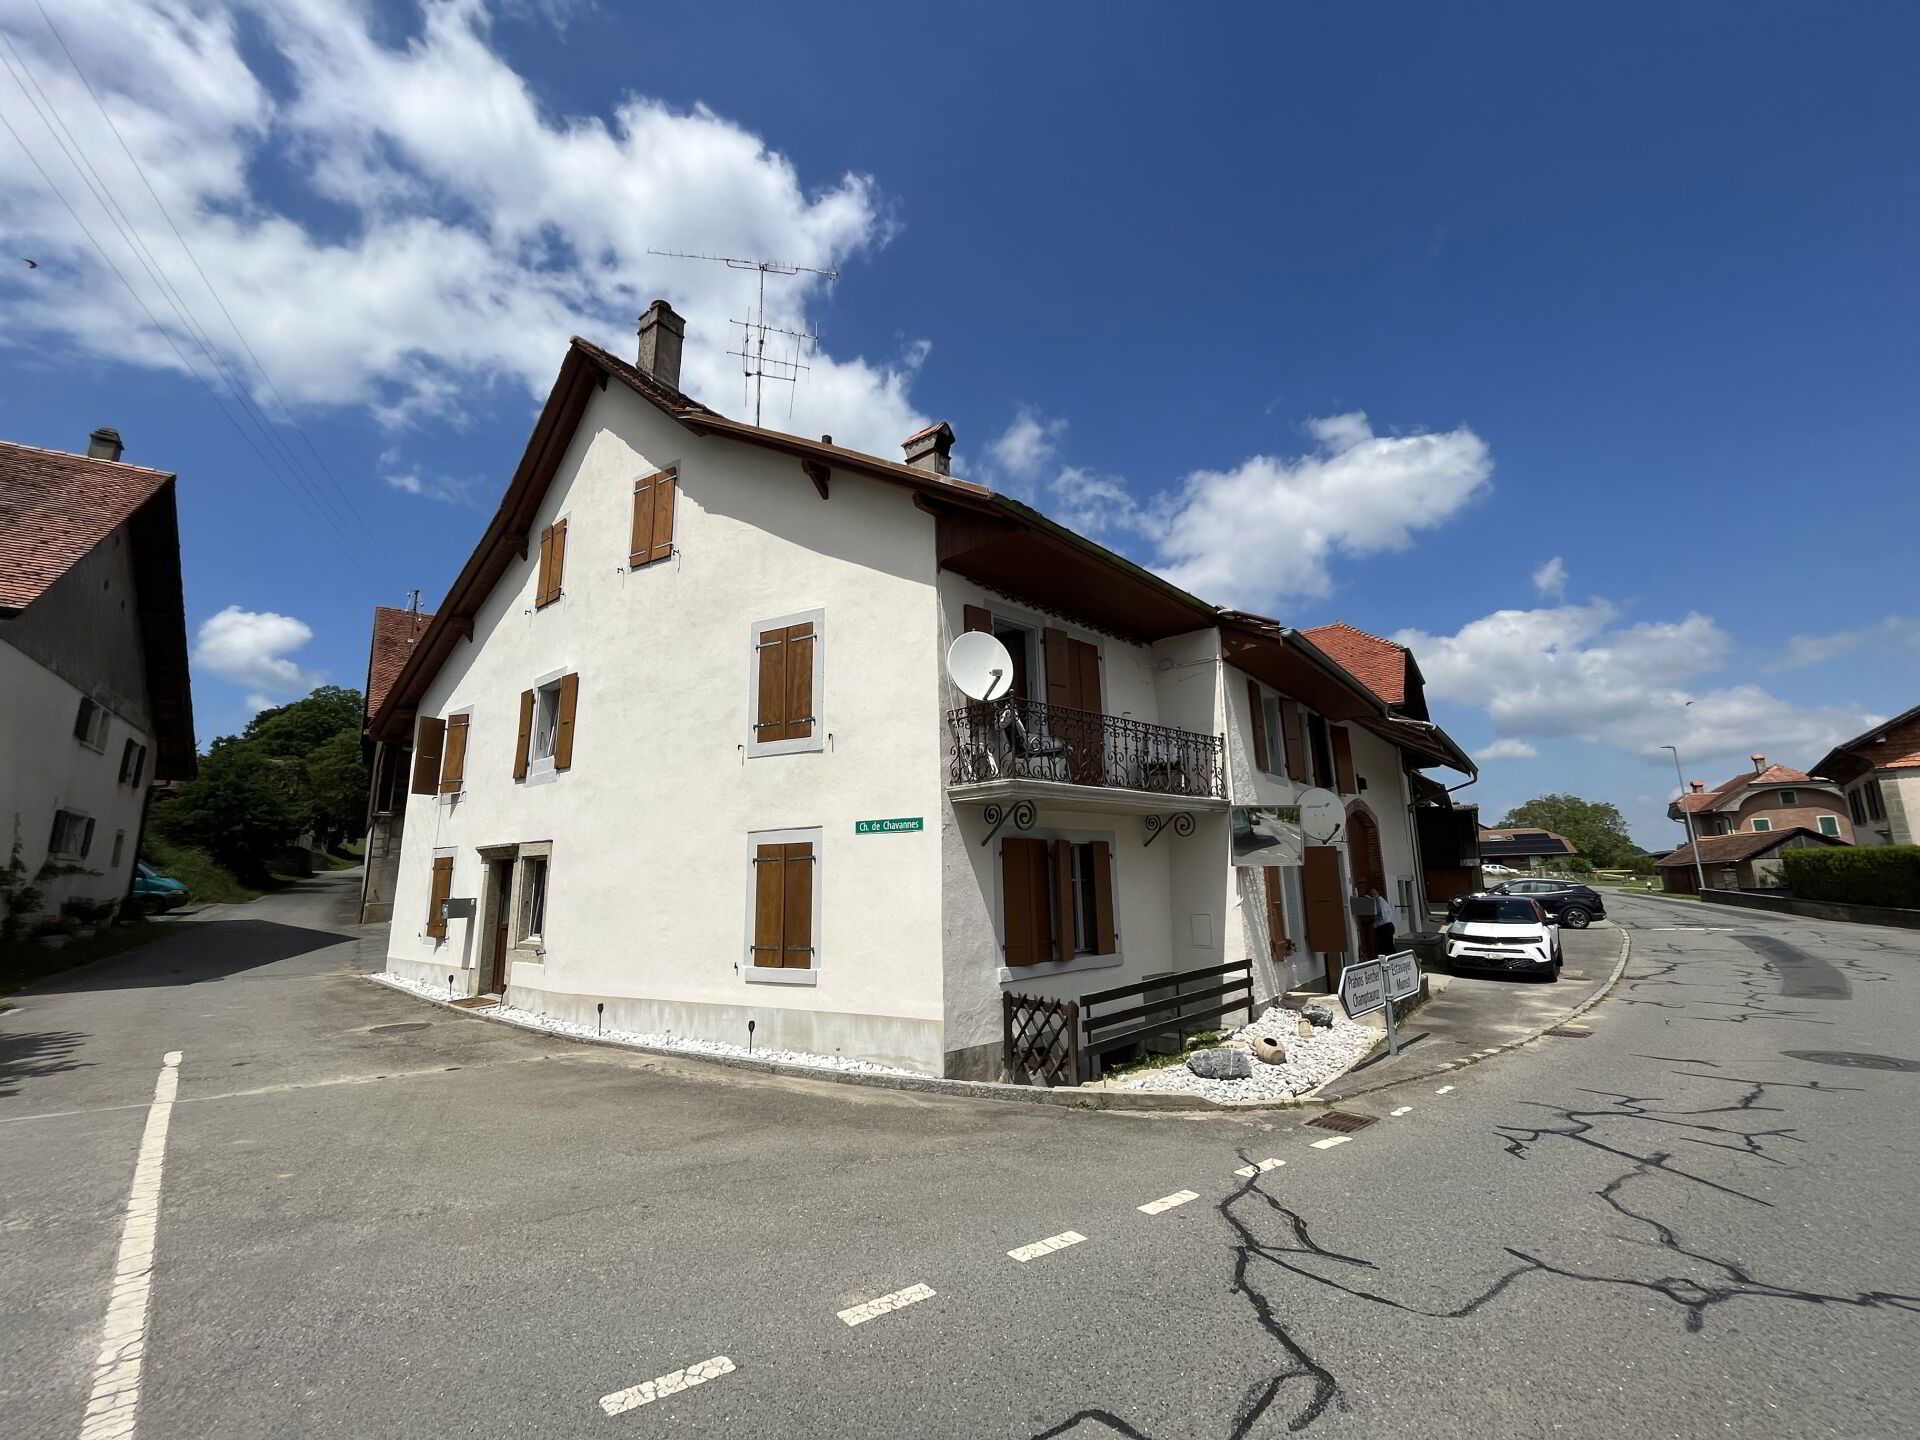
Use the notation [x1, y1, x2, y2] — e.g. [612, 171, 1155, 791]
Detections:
[2, 1, 1914, 848]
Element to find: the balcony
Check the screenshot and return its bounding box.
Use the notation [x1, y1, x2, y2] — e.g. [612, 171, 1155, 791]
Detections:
[947, 699, 1226, 810]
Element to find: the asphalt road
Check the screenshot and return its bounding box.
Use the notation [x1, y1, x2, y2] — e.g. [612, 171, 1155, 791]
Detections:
[4, 876, 1918, 1439]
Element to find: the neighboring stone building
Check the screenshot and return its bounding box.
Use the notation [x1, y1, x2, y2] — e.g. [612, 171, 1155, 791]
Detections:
[1811, 706, 1920, 848]
[364, 303, 1473, 1078]
[1669, 756, 1852, 844]
[1657, 826, 1846, 894]
[357, 604, 433, 923]
[0, 429, 195, 929]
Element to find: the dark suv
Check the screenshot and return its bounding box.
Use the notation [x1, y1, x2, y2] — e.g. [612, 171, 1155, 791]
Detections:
[1487, 878, 1606, 928]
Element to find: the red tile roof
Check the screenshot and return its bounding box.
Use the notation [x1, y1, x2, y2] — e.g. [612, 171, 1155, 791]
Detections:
[1656, 826, 1842, 867]
[1812, 704, 1920, 782]
[0, 440, 174, 612]
[1300, 621, 1406, 707]
[1674, 763, 1817, 812]
[365, 606, 434, 721]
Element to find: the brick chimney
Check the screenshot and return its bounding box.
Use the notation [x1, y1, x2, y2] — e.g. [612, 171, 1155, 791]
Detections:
[87, 426, 123, 462]
[636, 300, 685, 390]
[1688, 780, 1706, 793]
[902, 420, 954, 476]
[1750, 753, 1767, 773]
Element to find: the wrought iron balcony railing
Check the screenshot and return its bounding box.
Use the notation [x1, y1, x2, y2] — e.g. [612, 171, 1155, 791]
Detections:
[947, 698, 1225, 799]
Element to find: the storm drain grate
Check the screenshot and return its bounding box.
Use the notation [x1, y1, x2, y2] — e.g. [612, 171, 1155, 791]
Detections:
[1306, 1110, 1378, 1135]
[1544, 1026, 1592, 1038]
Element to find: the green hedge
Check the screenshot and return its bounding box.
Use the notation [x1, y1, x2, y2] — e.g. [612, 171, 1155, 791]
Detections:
[1782, 846, 1920, 909]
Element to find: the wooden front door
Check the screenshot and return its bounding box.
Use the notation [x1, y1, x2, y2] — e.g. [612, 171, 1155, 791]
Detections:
[484, 859, 514, 994]
[1347, 808, 1386, 959]
[1302, 844, 1349, 991]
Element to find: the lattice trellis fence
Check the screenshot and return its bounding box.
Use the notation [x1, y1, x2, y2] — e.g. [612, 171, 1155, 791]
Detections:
[1002, 992, 1082, 1087]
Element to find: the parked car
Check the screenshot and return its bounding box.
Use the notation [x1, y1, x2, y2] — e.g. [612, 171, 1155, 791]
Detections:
[132, 861, 191, 914]
[1444, 895, 1561, 980]
[1487, 878, 1605, 929]
[1482, 863, 1518, 876]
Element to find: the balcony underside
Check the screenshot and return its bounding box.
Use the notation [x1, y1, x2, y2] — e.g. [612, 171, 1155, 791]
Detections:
[949, 777, 1231, 815]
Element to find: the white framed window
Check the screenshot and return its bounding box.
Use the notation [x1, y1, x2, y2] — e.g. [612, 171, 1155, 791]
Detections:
[119, 738, 148, 786]
[1817, 814, 1841, 837]
[993, 826, 1121, 983]
[517, 852, 550, 943]
[49, 809, 94, 859]
[744, 826, 822, 985]
[1777, 789, 1797, 805]
[1751, 817, 1772, 832]
[1260, 692, 1286, 780]
[73, 697, 109, 751]
[748, 609, 825, 758]
[531, 681, 564, 761]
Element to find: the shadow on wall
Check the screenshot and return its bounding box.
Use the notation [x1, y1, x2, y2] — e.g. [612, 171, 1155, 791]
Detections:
[0, 1026, 92, 1099]
[23, 919, 349, 995]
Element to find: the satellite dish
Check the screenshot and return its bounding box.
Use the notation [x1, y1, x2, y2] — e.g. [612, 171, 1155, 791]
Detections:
[1297, 787, 1345, 844]
[947, 631, 1014, 701]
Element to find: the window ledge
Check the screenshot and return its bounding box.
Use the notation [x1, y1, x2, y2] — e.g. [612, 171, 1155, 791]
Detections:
[998, 952, 1122, 985]
[744, 967, 819, 987]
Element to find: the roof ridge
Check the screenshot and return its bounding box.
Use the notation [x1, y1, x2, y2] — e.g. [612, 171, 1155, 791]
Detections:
[0, 437, 175, 478]
[1305, 618, 1404, 650]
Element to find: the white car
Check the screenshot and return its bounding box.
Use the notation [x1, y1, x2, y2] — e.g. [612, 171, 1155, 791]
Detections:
[1445, 895, 1562, 981]
[1482, 862, 1518, 876]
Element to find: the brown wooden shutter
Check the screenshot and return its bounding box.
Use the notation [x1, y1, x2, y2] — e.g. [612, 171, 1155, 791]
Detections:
[1263, 865, 1290, 963]
[1303, 846, 1348, 956]
[1050, 839, 1074, 962]
[1331, 727, 1356, 794]
[1000, 837, 1052, 967]
[1283, 702, 1310, 783]
[631, 469, 678, 567]
[1072, 638, 1100, 714]
[80, 817, 96, 858]
[553, 673, 579, 770]
[1043, 627, 1073, 711]
[1247, 678, 1270, 774]
[649, 470, 676, 563]
[426, 855, 454, 939]
[756, 627, 789, 741]
[411, 716, 445, 794]
[963, 604, 992, 633]
[439, 713, 469, 793]
[780, 841, 814, 968]
[535, 524, 555, 605]
[751, 843, 785, 967]
[1090, 841, 1116, 955]
[513, 690, 534, 780]
[784, 624, 815, 741]
[546, 519, 567, 603]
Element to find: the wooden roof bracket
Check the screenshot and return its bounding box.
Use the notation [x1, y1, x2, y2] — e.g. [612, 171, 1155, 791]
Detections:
[801, 457, 830, 500]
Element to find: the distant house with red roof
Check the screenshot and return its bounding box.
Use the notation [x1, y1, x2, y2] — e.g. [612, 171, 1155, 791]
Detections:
[1656, 826, 1846, 894]
[1667, 754, 1852, 844]
[1811, 706, 1920, 847]
[358, 604, 433, 923]
[1, 428, 195, 927]
[1477, 826, 1579, 873]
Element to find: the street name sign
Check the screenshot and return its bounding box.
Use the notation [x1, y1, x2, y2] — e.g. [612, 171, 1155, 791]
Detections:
[1386, 950, 1421, 1001]
[1338, 959, 1387, 1019]
[855, 817, 924, 835]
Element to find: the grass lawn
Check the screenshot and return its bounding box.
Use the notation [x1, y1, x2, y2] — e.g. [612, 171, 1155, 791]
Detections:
[141, 836, 272, 905]
[1, 921, 165, 1002]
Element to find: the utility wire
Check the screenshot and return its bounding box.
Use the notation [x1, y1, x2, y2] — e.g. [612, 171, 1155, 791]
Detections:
[0, 80, 384, 585]
[30, 0, 395, 570]
[0, 35, 380, 577]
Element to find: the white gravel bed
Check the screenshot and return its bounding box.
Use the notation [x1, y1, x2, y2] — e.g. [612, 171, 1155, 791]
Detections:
[1119, 1004, 1379, 1103]
[370, 972, 919, 1077]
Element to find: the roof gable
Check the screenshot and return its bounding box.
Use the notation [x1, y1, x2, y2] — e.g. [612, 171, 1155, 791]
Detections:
[365, 606, 433, 722]
[1300, 621, 1408, 708]
[0, 441, 173, 612]
[1656, 825, 1843, 867]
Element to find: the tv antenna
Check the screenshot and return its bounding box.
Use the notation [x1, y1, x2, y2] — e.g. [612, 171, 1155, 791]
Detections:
[648, 250, 840, 426]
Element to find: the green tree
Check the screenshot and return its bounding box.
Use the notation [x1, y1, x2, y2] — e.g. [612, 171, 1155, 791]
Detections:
[151, 739, 306, 882]
[305, 729, 369, 851]
[1498, 793, 1640, 869]
[243, 685, 364, 759]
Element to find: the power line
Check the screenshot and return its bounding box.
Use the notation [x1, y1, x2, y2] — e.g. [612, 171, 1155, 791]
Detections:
[0, 42, 382, 579]
[29, 0, 394, 570]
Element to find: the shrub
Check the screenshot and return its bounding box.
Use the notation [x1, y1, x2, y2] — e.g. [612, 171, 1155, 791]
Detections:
[1562, 857, 1595, 876]
[1782, 846, 1920, 909]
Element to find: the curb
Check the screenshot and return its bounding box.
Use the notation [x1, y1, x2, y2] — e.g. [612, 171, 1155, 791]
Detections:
[360, 975, 1320, 1114]
[1323, 925, 1634, 1103]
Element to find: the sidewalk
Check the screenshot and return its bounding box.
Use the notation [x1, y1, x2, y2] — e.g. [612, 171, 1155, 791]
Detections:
[1314, 923, 1630, 1101]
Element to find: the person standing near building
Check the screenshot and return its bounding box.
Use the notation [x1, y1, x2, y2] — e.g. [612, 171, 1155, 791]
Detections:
[1353, 881, 1396, 956]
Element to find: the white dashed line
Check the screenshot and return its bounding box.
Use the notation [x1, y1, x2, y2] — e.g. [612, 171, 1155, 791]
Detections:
[1435, 1085, 1456, 1094]
[1137, 1190, 1200, 1215]
[79, 1050, 182, 1440]
[837, 1283, 935, 1327]
[1309, 1135, 1351, 1150]
[1234, 1158, 1285, 1177]
[599, 1356, 736, 1417]
[1390, 1106, 1413, 1116]
[1008, 1231, 1087, 1262]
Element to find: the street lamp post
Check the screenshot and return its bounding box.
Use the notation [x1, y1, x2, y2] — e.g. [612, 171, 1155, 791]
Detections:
[1661, 744, 1708, 895]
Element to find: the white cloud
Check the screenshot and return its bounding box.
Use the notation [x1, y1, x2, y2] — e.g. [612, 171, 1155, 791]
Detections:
[1476, 737, 1538, 760]
[1151, 413, 1492, 608]
[1531, 556, 1567, 599]
[0, 0, 928, 454]
[1770, 616, 1918, 671]
[383, 468, 476, 505]
[987, 408, 1067, 484]
[1398, 599, 1877, 773]
[192, 605, 321, 696]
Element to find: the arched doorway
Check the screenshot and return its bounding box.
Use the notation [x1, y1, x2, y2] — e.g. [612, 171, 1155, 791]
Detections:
[1347, 805, 1386, 958]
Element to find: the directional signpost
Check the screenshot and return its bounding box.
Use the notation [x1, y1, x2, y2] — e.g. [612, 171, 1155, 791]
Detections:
[1338, 950, 1421, 1058]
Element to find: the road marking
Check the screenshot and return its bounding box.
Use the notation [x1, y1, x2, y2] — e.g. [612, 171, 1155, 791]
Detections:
[1435, 1085, 1456, 1094]
[1008, 1231, 1087, 1262]
[1390, 1106, 1413, 1116]
[1234, 1158, 1285, 1177]
[599, 1357, 735, 1416]
[1309, 1135, 1351, 1150]
[837, 1284, 935, 1327]
[1137, 1190, 1200, 1215]
[79, 1051, 182, 1440]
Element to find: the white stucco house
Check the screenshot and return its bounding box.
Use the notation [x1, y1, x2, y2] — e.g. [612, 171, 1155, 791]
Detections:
[1, 429, 196, 932]
[368, 303, 1474, 1079]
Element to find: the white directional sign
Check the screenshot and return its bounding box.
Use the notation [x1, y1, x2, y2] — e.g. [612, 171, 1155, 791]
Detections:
[1386, 950, 1421, 1002]
[1337, 958, 1387, 1019]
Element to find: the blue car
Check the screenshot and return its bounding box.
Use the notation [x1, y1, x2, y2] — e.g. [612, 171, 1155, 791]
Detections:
[132, 861, 191, 914]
